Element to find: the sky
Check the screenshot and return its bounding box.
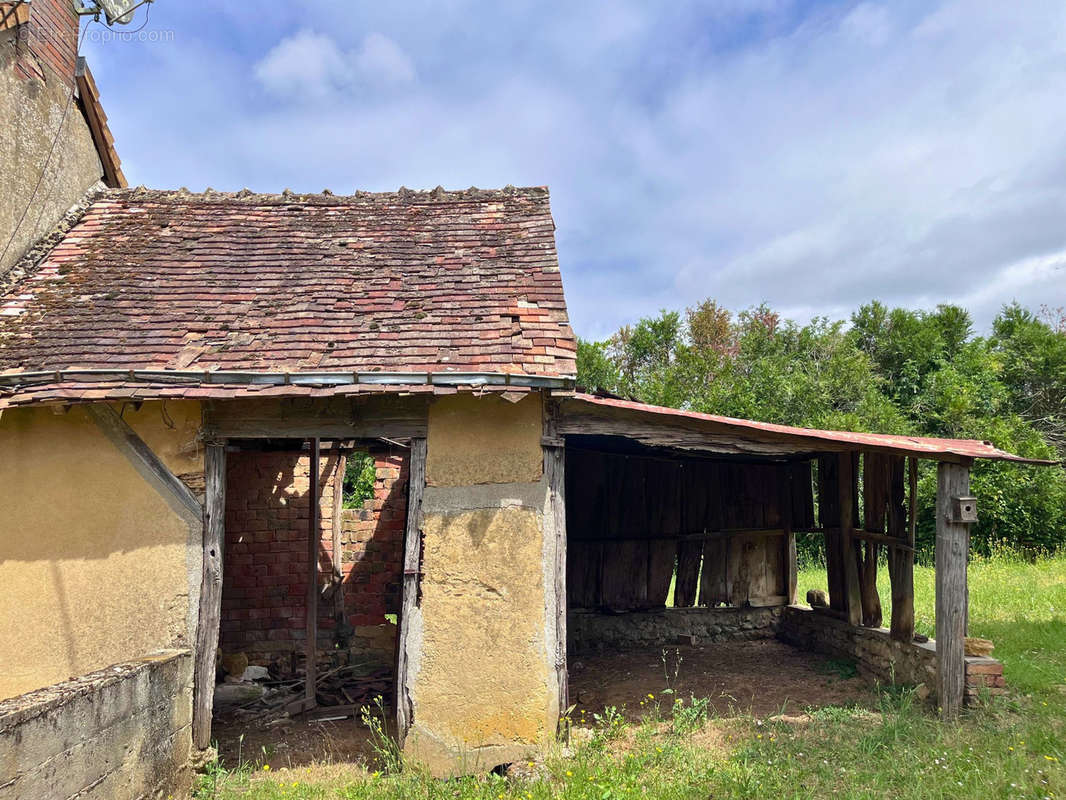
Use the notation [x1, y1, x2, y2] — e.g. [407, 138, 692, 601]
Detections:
[81, 0, 1066, 340]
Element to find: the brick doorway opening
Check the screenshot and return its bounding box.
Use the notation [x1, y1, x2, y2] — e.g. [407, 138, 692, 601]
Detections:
[217, 439, 408, 716]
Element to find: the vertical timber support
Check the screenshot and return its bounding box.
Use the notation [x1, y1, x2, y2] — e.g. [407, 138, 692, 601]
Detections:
[543, 396, 568, 734]
[305, 438, 321, 709]
[839, 451, 863, 626]
[396, 437, 427, 746]
[781, 466, 797, 605]
[887, 456, 915, 642]
[544, 444, 568, 731]
[193, 442, 226, 749]
[936, 459, 972, 720]
[331, 446, 347, 625]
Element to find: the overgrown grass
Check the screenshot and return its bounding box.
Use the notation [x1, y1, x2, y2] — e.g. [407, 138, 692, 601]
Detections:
[196, 552, 1066, 799]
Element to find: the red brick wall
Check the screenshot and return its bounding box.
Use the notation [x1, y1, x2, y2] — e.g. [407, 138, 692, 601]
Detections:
[220, 445, 407, 663]
[340, 450, 407, 626]
[9, 0, 80, 84]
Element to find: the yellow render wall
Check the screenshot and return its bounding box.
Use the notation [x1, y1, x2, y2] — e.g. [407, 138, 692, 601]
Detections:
[406, 393, 558, 775]
[0, 401, 203, 700]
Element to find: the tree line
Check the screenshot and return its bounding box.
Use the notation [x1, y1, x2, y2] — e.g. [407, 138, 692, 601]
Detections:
[577, 301, 1066, 558]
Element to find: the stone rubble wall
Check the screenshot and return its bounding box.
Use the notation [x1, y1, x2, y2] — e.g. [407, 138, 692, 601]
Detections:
[568, 606, 783, 654]
[778, 606, 1005, 703]
[0, 650, 193, 800]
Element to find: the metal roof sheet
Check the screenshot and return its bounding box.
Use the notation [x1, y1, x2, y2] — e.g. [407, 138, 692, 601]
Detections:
[570, 393, 1057, 464]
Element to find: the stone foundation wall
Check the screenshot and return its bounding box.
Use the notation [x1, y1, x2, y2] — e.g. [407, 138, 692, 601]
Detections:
[779, 606, 937, 687]
[778, 606, 1005, 703]
[569, 606, 783, 654]
[0, 650, 193, 800]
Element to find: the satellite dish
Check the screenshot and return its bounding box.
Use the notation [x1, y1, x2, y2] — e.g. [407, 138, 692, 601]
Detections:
[72, 0, 148, 26]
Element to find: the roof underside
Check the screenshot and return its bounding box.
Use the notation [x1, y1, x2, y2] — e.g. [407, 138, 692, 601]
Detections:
[0, 186, 576, 392]
[567, 394, 1055, 465]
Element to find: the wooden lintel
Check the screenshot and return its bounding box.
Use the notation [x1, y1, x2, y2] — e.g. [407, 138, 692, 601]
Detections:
[201, 396, 428, 441]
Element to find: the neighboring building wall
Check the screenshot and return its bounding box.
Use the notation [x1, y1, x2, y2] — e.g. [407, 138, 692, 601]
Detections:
[405, 393, 559, 776]
[220, 446, 405, 667]
[0, 650, 194, 800]
[0, 0, 105, 274]
[0, 401, 203, 701]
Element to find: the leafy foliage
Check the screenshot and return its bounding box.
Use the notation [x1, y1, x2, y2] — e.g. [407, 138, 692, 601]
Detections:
[579, 299, 1066, 556]
[342, 452, 376, 510]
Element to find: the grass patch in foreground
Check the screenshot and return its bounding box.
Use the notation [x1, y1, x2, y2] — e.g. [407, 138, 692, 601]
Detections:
[197, 552, 1066, 799]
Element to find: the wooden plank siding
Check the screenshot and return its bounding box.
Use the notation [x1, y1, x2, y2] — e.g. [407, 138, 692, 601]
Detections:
[565, 448, 815, 612]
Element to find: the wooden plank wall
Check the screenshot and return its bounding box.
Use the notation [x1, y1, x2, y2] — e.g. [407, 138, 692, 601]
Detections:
[565, 449, 814, 611]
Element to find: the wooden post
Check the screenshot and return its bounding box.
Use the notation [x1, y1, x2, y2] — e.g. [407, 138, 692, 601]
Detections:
[331, 446, 347, 625]
[839, 452, 863, 626]
[193, 443, 225, 750]
[780, 466, 797, 605]
[305, 438, 321, 708]
[817, 455, 844, 613]
[859, 453, 884, 628]
[887, 456, 914, 642]
[544, 443, 568, 729]
[936, 460, 971, 720]
[396, 438, 427, 746]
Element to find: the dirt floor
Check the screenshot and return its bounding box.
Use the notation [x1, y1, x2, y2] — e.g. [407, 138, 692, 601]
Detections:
[214, 709, 381, 770]
[569, 638, 875, 720]
[214, 639, 874, 768]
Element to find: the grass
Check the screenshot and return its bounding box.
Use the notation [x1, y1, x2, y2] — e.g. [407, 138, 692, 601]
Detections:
[196, 551, 1066, 799]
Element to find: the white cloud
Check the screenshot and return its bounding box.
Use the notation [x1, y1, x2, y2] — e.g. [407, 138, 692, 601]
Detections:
[355, 32, 416, 85]
[88, 0, 1066, 339]
[253, 30, 414, 99]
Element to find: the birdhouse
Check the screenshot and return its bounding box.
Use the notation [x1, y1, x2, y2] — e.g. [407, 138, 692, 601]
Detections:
[951, 496, 978, 523]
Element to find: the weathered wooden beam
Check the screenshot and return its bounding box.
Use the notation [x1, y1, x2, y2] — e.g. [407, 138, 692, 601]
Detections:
[936, 460, 972, 720]
[781, 468, 798, 605]
[568, 527, 788, 543]
[85, 403, 201, 524]
[887, 456, 914, 642]
[544, 443, 568, 733]
[396, 437, 427, 746]
[201, 396, 429, 440]
[192, 443, 225, 750]
[331, 446, 347, 625]
[859, 453, 885, 627]
[839, 452, 863, 626]
[305, 438, 321, 709]
[818, 455, 845, 614]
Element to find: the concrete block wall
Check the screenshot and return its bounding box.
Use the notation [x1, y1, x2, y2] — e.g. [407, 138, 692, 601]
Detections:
[220, 446, 405, 665]
[569, 606, 783, 654]
[0, 650, 193, 800]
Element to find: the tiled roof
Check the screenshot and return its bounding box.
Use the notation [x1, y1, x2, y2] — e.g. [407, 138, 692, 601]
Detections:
[0, 186, 576, 384]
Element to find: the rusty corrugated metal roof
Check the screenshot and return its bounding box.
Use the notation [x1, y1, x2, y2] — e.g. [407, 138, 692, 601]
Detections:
[570, 393, 1057, 465]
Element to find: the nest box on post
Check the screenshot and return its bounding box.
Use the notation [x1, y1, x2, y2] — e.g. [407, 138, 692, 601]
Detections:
[950, 496, 978, 524]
